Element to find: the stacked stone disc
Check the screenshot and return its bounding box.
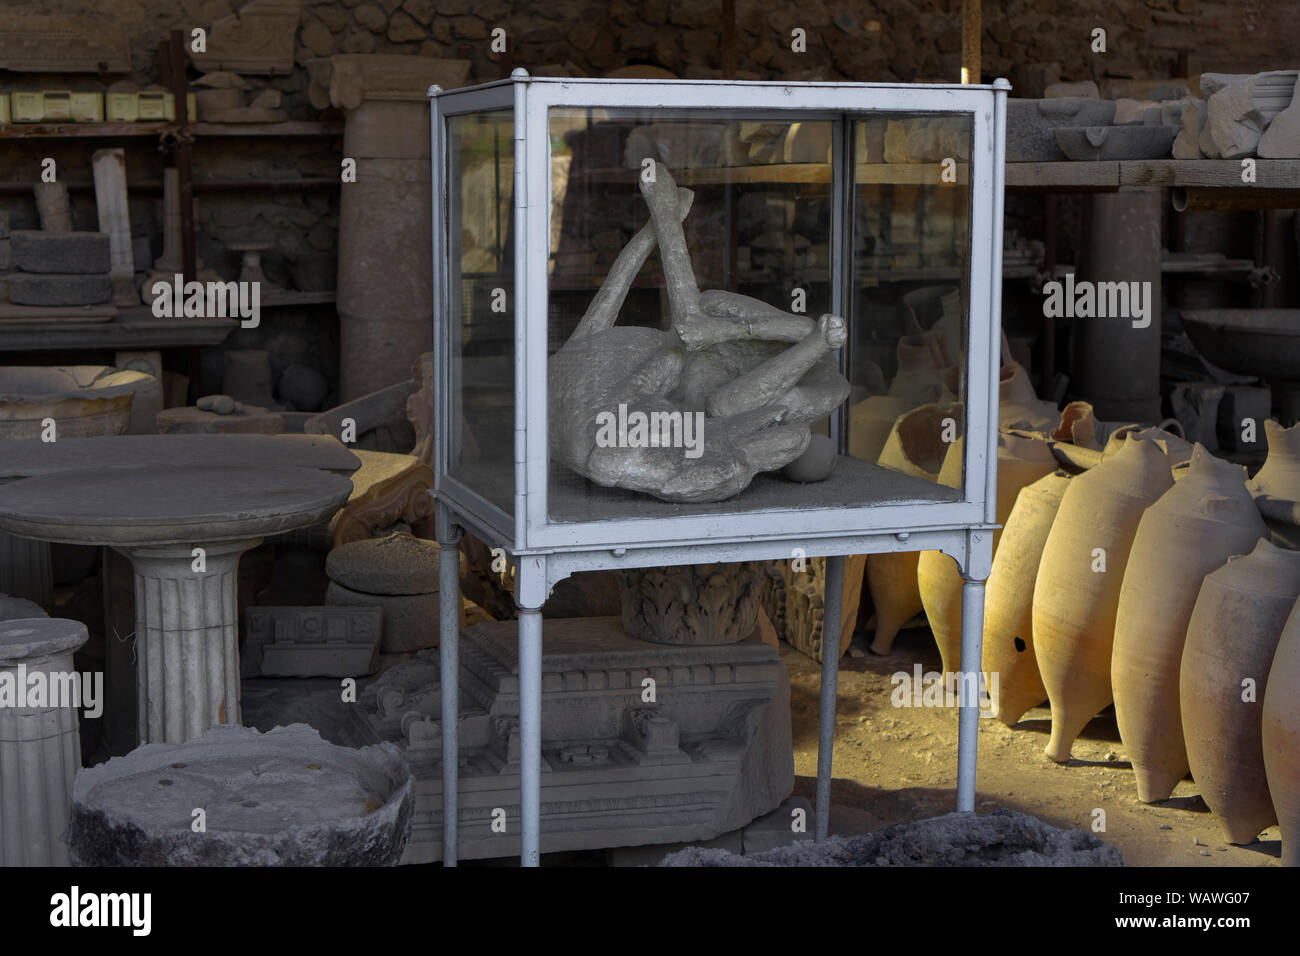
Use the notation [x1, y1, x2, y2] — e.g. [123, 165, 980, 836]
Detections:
[8, 230, 113, 307]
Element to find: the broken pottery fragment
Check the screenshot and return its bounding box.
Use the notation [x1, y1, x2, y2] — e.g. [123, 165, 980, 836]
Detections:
[1034, 437, 1173, 762]
[1112, 445, 1265, 802]
[1054, 125, 1178, 161]
[1182, 539, 1300, 843]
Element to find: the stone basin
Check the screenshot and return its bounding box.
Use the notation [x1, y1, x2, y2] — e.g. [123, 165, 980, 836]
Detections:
[1181, 309, 1300, 380]
[68, 723, 413, 866]
[1054, 125, 1178, 161]
[0, 365, 158, 438]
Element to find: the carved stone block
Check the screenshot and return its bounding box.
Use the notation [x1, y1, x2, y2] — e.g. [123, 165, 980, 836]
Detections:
[618, 562, 763, 645]
[0, 15, 130, 73]
[188, 0, 301, 75]
[243, 605, 381, 678]
[352, 616, 792, 862]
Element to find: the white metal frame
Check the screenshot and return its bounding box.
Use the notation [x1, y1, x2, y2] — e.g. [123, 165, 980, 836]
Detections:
[430, 71, 1009, 867]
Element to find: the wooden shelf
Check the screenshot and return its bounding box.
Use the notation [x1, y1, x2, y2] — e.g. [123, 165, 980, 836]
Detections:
[0, 120, 343, 139]
[580, 161, 969, 187]
[1007, 158, 1300, 194]
[192, 121, 343, 138]
[0, 122, 169, 139]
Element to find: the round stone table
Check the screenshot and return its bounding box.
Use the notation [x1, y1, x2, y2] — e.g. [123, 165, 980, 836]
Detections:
[0, 465, 353, 744]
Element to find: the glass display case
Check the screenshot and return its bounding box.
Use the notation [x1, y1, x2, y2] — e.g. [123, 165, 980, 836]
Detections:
[433, 74, 1003, 554]
[430, 71, 1009, 866]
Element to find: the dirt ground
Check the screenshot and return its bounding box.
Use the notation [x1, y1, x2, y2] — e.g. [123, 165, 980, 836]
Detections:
[784, 627, 1283, 867]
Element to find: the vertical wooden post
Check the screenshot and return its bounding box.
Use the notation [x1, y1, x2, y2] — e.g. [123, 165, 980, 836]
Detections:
[167, 30, 196, 285]
[961, 0, 981, 84]
[722, 0, 736, 79]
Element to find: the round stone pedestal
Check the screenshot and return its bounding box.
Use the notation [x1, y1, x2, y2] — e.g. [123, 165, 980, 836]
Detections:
[0, 617, 88, 866]
[68, 723, 413, 866]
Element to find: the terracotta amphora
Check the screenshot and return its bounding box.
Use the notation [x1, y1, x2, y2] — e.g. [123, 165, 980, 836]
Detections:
[1112, 444, 1266, 802]
[918, 433, 1056, 676]
[982, 470, 1072, 725]
[1034, 436, 1174, 761]
[849, 395, 907, 464]
[1263, 595, 1300, 866]
[1247, 419, 1300, 501]
[868, 403, 954, 654]
[1182, 538, 1300, 844]
[1000, 363, 1059, 432]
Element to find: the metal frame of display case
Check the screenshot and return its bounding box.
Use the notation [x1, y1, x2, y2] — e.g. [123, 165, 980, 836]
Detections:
[429, 70, 1010, 866]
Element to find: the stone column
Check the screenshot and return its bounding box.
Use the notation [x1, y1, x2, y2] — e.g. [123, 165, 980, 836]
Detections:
[331, 55, 470, 401]
[123, 539, 259, 744]
[0, 617, 88, 866]
[1070, 188, 1163, 422]
[0, 530, 53, 613]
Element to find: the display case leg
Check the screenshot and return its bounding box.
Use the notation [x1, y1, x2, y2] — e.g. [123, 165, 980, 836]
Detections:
[815, 554, 846, 842]
[517, 603, 543, 866]
[957, 575, 987, 812]
[436, 505, 462, 866]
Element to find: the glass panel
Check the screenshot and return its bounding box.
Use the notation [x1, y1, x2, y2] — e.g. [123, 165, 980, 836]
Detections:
[546, 107, 846, 522]
[847, 113, 972, 498]
[447, 110, 514, 515]
[543, 107, 972, 525]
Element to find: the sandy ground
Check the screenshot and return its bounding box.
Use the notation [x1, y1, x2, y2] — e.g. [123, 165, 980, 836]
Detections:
[785, 627, 1283, 867]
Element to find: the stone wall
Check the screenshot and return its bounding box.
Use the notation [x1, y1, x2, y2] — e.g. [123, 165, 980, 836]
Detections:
[3, 0, 1297, 392]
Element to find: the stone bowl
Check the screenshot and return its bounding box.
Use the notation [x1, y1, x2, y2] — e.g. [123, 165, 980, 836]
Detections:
[0, 365, 155, 438]
[68, 723, 413, 866]
[1054, 125, 1178, 160]
[1181, 309, 1300, 380]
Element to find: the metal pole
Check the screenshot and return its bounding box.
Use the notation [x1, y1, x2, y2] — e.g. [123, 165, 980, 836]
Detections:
[814, 554, 846, 841]
[517, 603, 543, 866]
[956, 576, 987, 812]
[436, 507, 462, 866]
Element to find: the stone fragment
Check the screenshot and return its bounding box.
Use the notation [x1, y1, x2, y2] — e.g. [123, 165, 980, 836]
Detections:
[249, 88, 283, 109]
[67, 724, 413, 866]
[1202, 78, 1267, 158]
[8, 272, 112, 306]
[1006, 98, 1117, 162]
[1170, 382, 1226, 450]
[222, 349, 275, 406]
[1216, 385, 1271, 452]
[0, 593, 47, 620]
[326, 532, 441, 595]
[188, 0, 302, 75]
[661, 808, 1123, 866]
[0, 14, 130, 73]
[279, 363, 329, 411]
[1259, 82, 1300, 158]
[155, 404, 283, 434]
[197, 393, 237, 414]
[1174, 98, 1207, 158]
[195, 88, 244, 119]
[11, 231, 110, 274]
[1054, 125, 1177, 161]
[1045, 80, 1099, 99]
[243, 605, 381, 677]
[1114, 98, 1160, 125]
[326, 582, 437, 652]
[33, 183, 72, 232]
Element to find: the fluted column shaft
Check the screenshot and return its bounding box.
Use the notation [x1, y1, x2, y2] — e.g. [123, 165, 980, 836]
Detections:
[120, 539, 259, 744]
[0, 620, 86, 866]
